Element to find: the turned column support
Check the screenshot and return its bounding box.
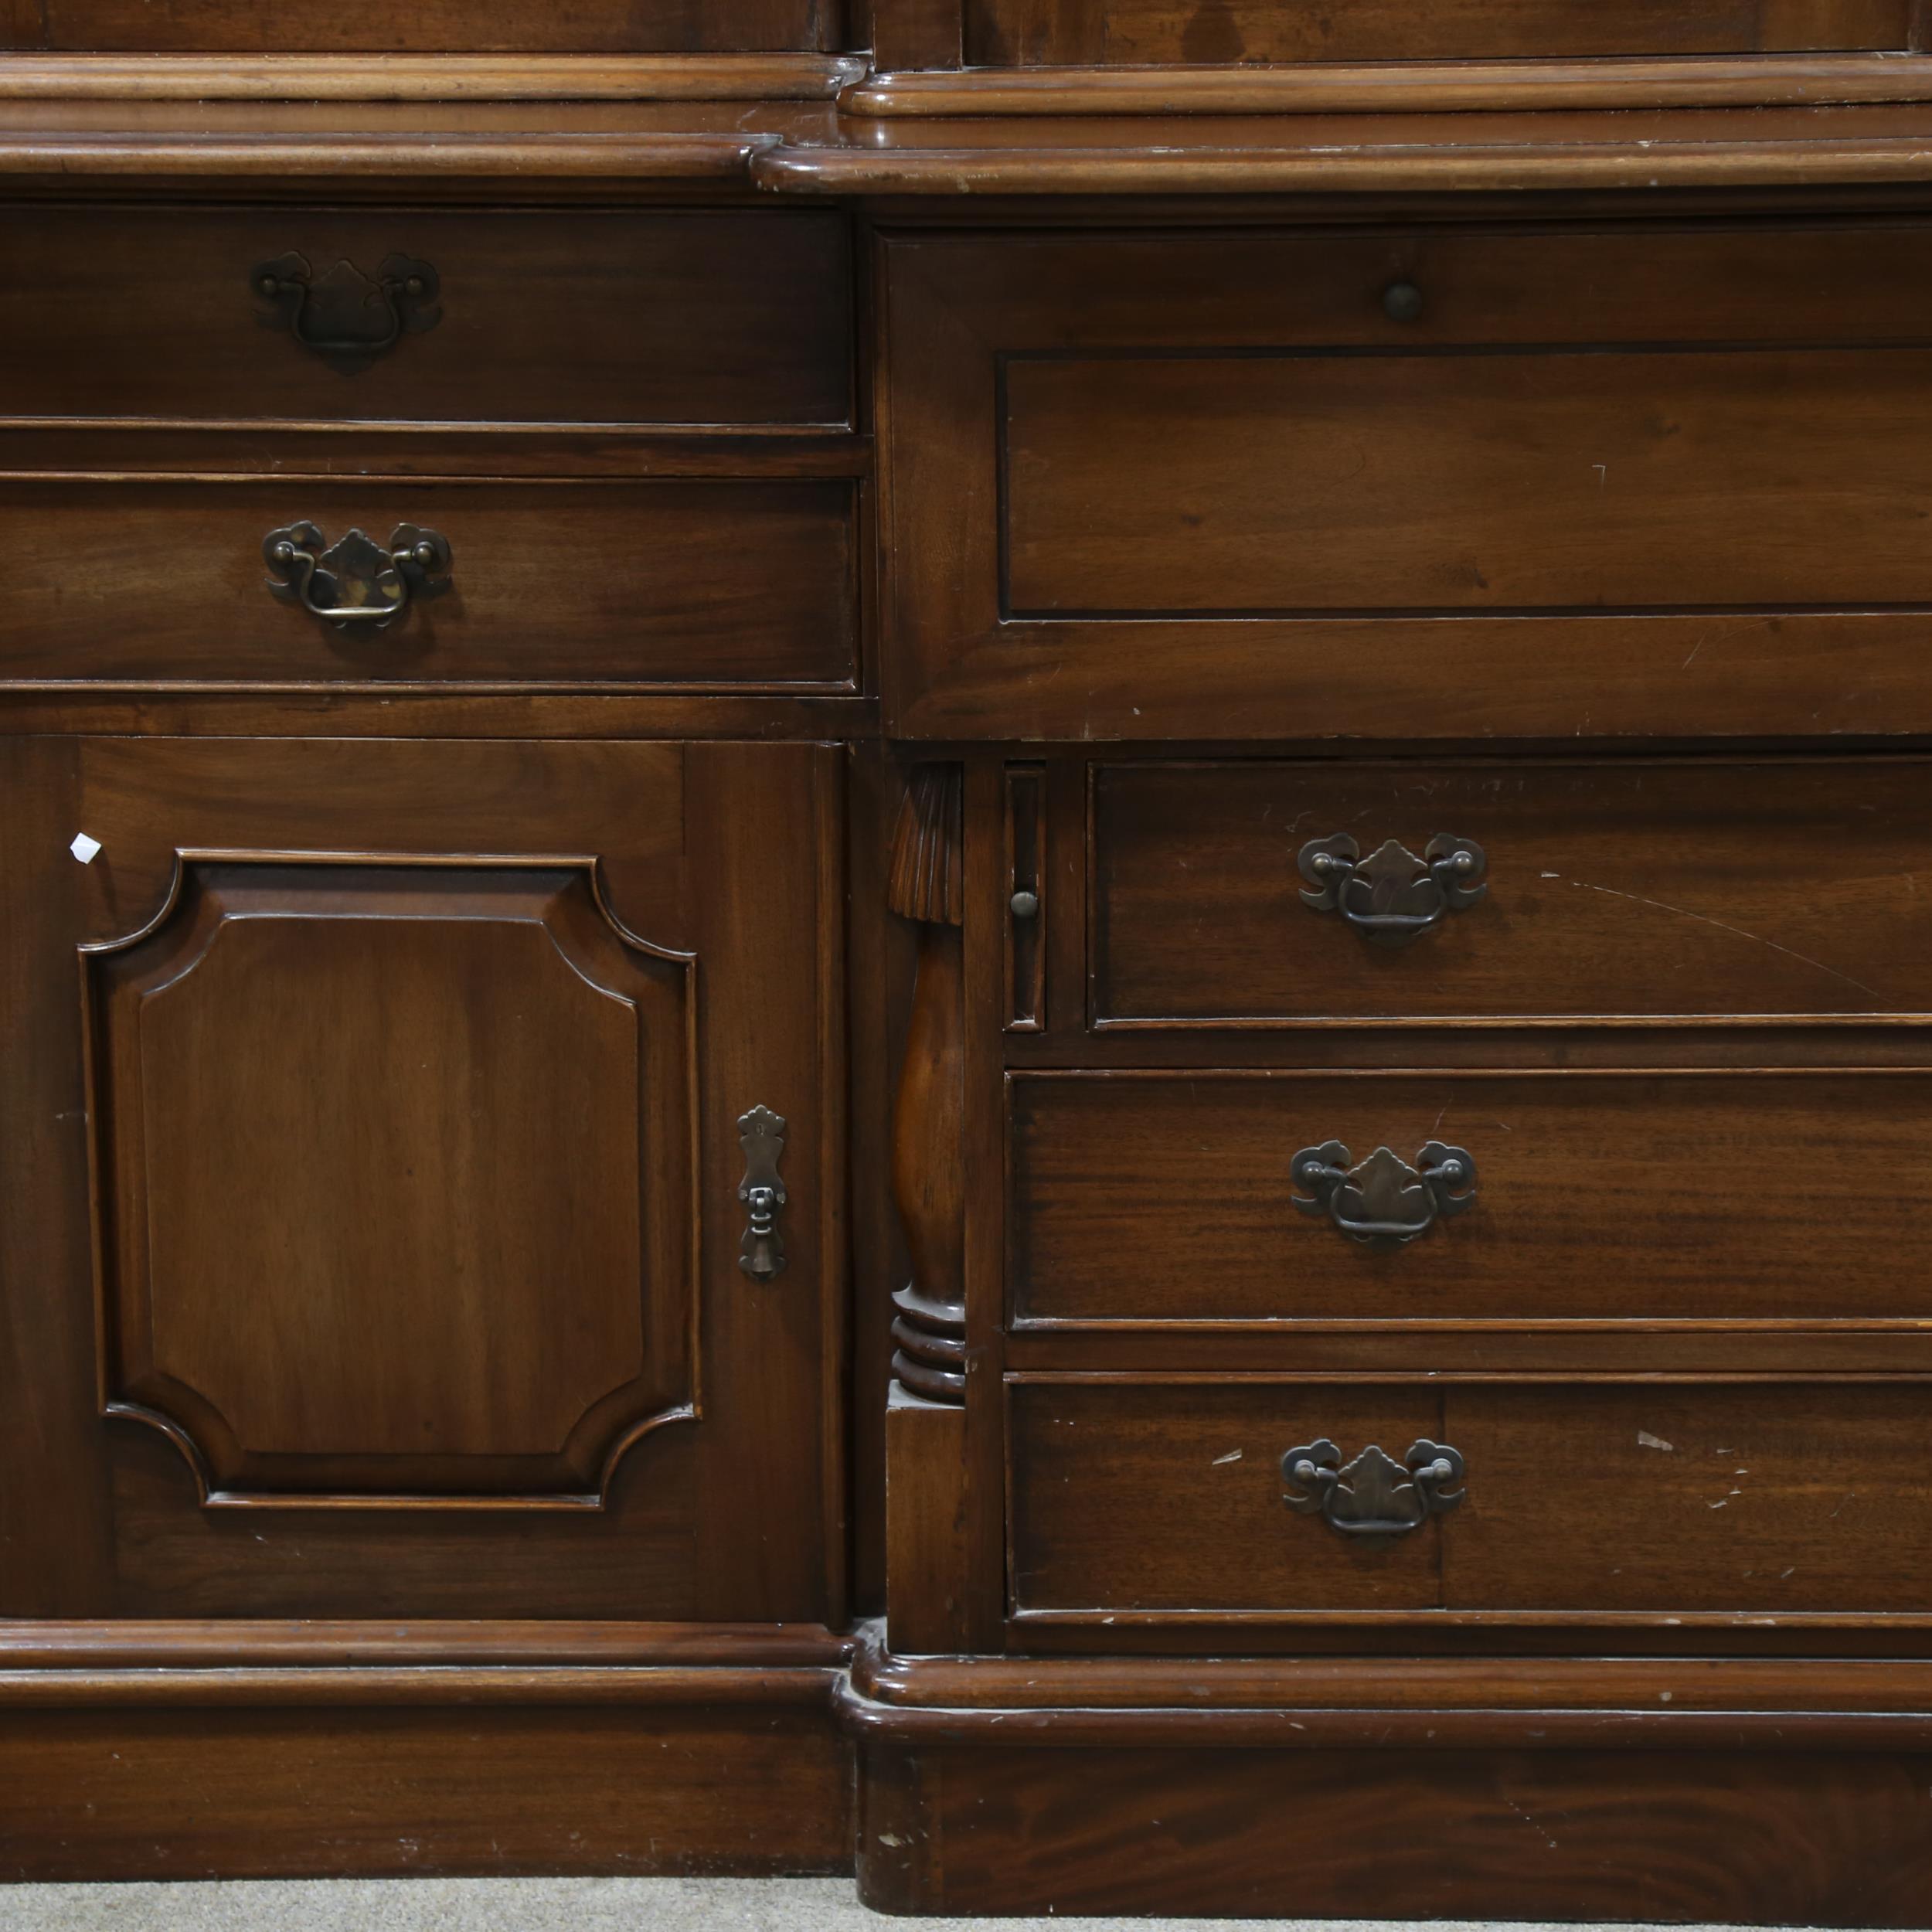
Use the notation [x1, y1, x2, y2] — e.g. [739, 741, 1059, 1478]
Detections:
[883, 762, 975, 1653]
[887, 764, 966, 1404]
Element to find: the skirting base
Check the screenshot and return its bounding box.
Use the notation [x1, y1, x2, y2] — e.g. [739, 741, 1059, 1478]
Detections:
[841, 1637, 1932, 1922]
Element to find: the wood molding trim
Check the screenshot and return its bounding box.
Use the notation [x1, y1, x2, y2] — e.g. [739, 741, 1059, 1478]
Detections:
[0, 1619, 855, 1670]
[843, 53, 1932, 117]
[755, 112, 1932, 192]
[842, 1636, 1932, 1749]
[852, 1638, 1932, 1715]
[0, 131, 778, 178]
[0, 1621, 855, 1707]
[0, 53, 867, 100]
[0, 1668, 841, 1709]
[845, 1632, 1932, 1746]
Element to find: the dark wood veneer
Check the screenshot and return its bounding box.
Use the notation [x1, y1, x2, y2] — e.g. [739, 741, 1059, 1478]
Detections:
[14, 5, 1932, 1913]
[1009, 1376, 1932, 1622]
[885, 218, 1932, 738]
[10, 0, 834, 54]
[0, 206, 852, 429]
[1090, 757, 1932, 1029]
[3, 478, 857, 690]
[964, 0, 1917, 66]
[1010, 1069, 1932, 1325]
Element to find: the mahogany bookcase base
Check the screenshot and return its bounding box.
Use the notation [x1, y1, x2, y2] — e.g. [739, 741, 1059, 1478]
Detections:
[10, 1621, 1932, 1920]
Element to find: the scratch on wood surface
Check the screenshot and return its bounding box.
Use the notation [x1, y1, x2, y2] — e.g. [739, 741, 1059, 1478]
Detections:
[1569, 880, 1881, 998]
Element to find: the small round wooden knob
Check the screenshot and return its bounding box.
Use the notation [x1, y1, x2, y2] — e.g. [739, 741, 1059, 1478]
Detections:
[1383, 280, 1425, 323]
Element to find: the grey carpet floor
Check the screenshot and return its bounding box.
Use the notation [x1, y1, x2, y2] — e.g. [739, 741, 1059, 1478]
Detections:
[0, 1883, 1825, 1932]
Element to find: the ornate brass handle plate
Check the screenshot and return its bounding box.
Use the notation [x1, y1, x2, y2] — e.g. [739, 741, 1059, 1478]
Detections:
[1298, 833, 1486, 947]
[1291, 1140, 1477, 1251]
[252, 252, 441, 373]
[1282, 1438, 1464, 1543]
[737, 1105, 789, 1282]
[263, 523, 451, 631]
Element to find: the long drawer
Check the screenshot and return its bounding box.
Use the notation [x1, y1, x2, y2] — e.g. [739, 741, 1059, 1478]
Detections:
[885, 221, 1932, 740]
[1009, 1070, 1932, 1325]
[1, 206, 851, 430]
[1009, 1378, 1932, 1622]
[1089, 757, 1932, 1029]
[5, 478, 855, 689]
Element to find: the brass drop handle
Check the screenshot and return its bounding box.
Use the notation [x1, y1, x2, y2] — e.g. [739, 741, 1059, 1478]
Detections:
[1298, 834, 1486, 947]
[252, 251, 441, 373]
[263, 522, 451, 631]
[1383, 279, 1425, 323]
[736, 1105, 788, 1282]
[1291, 1140, 1477, 1251]
[1283, 1438, 1464, 1542]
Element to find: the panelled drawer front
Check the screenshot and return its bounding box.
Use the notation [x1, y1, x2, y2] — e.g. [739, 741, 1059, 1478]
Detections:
[887, 223, 1932, 739]
[1010, 1070, 1932, 1325]
[1004, 345, 1932, 616]
[1091, 758, 1932, 1028]
[1009, 1379, 1932, 1620]
[6, 479, 855, 689]
[0, 207, 851, 429]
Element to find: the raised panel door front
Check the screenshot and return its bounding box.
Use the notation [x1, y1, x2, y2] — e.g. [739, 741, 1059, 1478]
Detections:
[0, 736, 842, 1619]
[83, 856, 694, 1507]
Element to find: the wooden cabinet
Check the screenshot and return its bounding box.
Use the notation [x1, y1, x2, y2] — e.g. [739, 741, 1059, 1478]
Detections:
[22, 3, 1932, 1916]
[1, 735, 845, 1620]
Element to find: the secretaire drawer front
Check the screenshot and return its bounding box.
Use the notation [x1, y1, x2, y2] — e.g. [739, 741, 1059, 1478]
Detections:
[1, 207, 851, 429]
[1010, 1070, 1932, 1326]
[1004, 347, 1932, 616]
[886, 223, 1932, 740]
[5, 479, 855, 689]
[1092, 758, 1932, 1028]
[1010, 1379, 1932, 1622]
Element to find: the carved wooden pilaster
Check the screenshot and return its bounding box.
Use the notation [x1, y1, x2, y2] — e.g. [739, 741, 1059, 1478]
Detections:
[886, 764, 966, 1406]
[884, 763, 975, 1655]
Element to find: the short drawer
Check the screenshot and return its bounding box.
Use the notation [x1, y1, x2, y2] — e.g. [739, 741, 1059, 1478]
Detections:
[1010, 1070, 1932, 1325]
[886, 221, 1932, 739]
[0, 206, 850, 429]
[5, 478, 855, 689]
[1010, 1379, 1932, 1622]
[1090, 757, 1932, 1028]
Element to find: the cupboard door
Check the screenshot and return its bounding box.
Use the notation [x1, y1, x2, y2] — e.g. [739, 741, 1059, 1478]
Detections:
[0, 736, 843, 1620]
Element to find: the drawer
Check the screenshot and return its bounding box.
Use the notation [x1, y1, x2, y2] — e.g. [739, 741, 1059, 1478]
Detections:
[886, 222, 1932, 740]
[0, 207, 850, 430]
[1009, 1379, 1932, 1623]
[5, 478, 855, 689]
[1090, 757, 1932, 1029]
[1010, 1070, 1932, 1325]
